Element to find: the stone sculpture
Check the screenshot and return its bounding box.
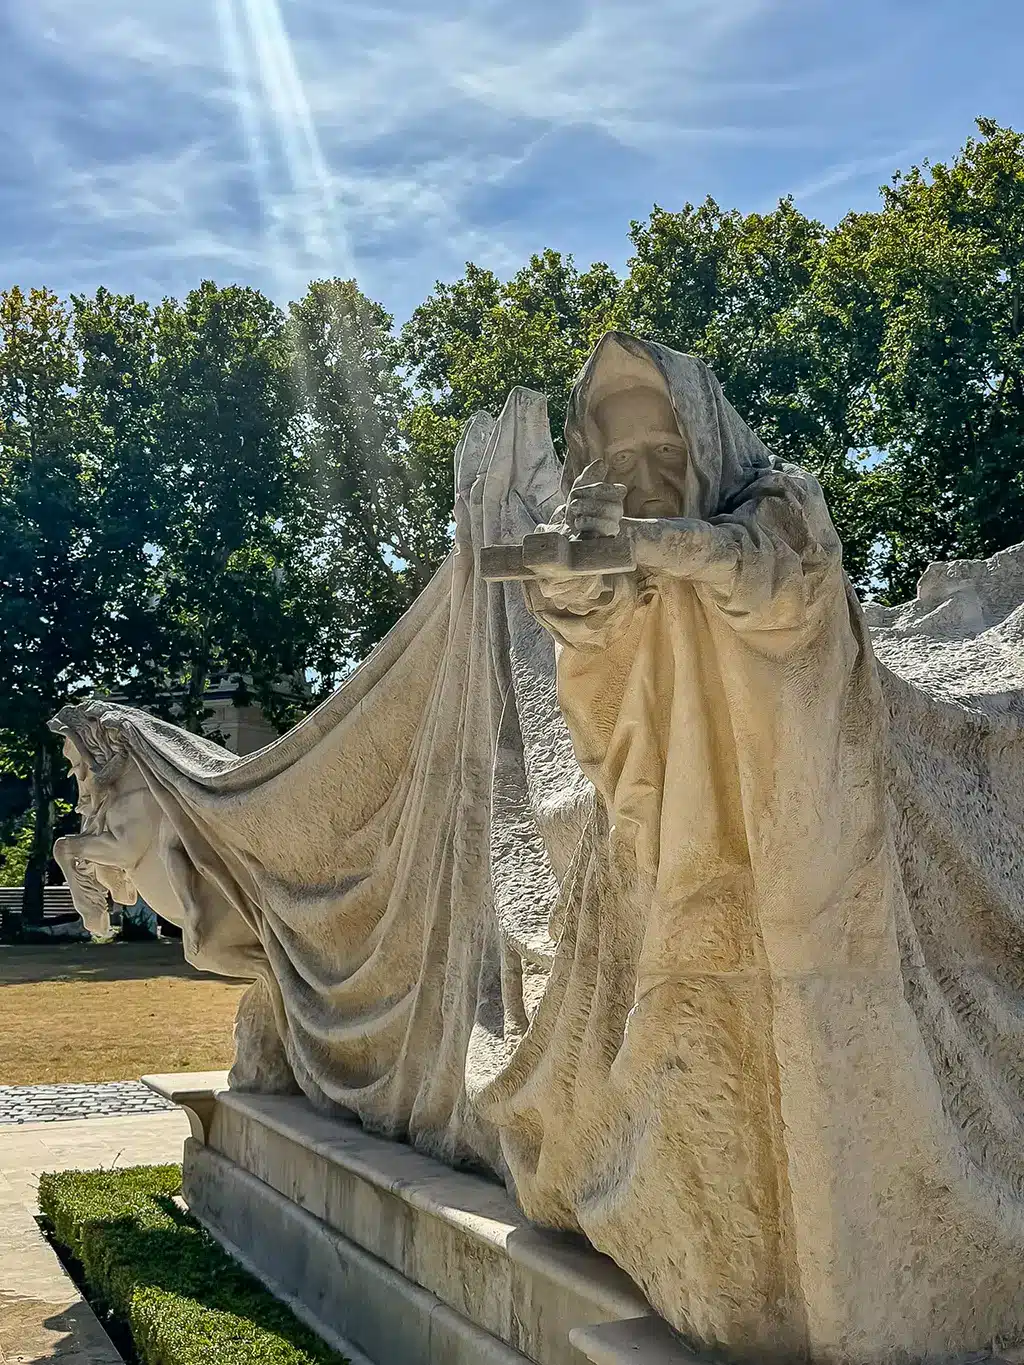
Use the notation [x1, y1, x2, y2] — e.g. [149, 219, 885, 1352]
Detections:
[50, 332, 1024, 1363]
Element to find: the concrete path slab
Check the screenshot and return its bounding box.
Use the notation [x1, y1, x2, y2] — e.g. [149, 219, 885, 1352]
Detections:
[0, 1109, 189, 1363]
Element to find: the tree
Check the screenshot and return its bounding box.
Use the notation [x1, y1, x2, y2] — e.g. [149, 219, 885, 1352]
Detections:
[0, 277, 465, 915]
[0, 811, 35, 889]
[114, 282, 305, 731]
[70, 288, 163, 688]
[402, 250, 621, 450]
[0, 801, 74, 889]
[813, 120, 1024, 598]
[0, 288, 111, 921]
[618, 200, 830, 449]
[288, 278, 456, 669]
[69, 281, 365, 732]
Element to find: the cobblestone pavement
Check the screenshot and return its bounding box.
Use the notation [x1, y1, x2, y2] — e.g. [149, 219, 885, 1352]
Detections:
[0, 1080, 176, 1125]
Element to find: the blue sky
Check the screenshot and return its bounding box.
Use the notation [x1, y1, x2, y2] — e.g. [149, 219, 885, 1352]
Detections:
[2, 0, 1021, 325]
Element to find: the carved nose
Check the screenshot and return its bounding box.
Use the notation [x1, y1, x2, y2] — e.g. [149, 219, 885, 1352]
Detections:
[633, 460, 657, 496]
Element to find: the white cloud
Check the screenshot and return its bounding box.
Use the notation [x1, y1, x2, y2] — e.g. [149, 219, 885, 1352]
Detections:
[2, 0, 892, 313]
[291, 0, 786, 150]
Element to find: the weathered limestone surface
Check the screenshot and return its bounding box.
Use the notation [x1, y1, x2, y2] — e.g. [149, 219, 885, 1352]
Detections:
[50, 332, 1024, 1362]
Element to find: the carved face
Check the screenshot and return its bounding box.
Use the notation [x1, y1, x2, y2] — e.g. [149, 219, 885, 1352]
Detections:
[594, 384, 688, 519]
[61, 735, 98, 817]
[62, 735, 85, 779]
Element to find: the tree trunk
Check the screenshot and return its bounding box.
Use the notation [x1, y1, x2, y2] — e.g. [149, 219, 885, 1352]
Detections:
[183, 642, 210, 735]
[22, 737, 55, 925]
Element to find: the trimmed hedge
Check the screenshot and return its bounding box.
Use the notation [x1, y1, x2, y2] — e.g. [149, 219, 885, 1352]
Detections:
[38, 1164, 348, 1365]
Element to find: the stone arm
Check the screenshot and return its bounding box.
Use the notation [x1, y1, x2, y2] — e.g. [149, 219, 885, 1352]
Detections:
[622, 466, 842, 634]
[524, 467, 839, 647]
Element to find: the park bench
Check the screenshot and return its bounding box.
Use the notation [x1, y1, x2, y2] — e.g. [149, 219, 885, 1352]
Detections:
[0, 884, 85, 939]
[0, 885, 76, 917]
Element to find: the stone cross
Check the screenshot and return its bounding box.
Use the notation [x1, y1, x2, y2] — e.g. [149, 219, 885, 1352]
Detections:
[478, 529, 635, 582]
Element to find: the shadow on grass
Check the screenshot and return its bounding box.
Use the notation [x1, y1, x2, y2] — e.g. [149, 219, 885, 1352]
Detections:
[0, 940, 250, 986]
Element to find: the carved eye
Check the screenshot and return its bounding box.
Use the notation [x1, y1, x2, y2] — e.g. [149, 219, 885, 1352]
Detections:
[658, 443, 682, 459]
[608, 449, 634, 471]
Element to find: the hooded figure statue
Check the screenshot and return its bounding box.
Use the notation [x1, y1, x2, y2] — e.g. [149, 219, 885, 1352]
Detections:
[477, 332, 854, 1354]
[472, 332, 1024, 1361]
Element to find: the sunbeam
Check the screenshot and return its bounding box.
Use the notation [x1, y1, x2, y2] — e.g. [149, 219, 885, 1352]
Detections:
[215, 0, 355, 294]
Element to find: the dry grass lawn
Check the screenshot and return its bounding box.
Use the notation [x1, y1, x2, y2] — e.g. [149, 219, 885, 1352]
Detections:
[0, 939, 248, 1084]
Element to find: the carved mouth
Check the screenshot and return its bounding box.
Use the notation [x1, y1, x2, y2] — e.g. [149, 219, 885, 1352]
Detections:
[636, 497, 677, 517]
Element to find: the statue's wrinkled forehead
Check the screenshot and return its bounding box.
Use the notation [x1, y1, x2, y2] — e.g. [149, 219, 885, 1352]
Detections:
[592, 384, 685, 450]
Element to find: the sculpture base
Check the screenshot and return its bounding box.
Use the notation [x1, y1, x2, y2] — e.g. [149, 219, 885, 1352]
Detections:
[146, 1077, 696, 1365]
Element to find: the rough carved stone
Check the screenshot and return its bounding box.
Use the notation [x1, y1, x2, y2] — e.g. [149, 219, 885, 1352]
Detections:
[50, 332, 1024, 1363]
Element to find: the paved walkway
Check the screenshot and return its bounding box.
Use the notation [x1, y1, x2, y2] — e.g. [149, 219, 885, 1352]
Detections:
[0, 1108, 190, 1363]
[0, 1083, 176, 1127]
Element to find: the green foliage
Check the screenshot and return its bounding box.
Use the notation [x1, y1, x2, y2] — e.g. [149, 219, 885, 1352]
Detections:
[0, 286, 122, 917]
[105, 281, 305, 731]
[0, 809, 34, 887]
[38, 1164, 348, 1365]
[288, 278, 451, 667]
[814, 119, 1024, 598]
[619, 197, 827, 446]
[0, 801, 73, 888]
[0, 288, 98, 743]
[0, 276, 446, 905]
[403, 250, 621, 449]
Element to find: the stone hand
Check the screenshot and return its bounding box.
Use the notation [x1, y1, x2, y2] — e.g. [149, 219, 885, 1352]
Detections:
[564, 461, 627, 539]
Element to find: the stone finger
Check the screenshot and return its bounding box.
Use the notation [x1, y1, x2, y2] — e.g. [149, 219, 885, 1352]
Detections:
[574, 460, 607, 486]
[570, 496, 624, 522]
[574, 515, 622, 537]
[572, 482, 627, 503]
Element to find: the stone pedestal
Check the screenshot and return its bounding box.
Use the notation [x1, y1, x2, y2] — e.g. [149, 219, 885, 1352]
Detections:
[144, 1075, 697, 1365]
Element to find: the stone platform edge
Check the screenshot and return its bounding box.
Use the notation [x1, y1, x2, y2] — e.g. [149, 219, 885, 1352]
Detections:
[143, 1071, 698, 1365]
[142, 1069, 228, 1142]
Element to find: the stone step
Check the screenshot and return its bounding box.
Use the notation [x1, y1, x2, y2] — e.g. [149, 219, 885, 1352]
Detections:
[145, 1075, 697, 1365]
[569, 1317, 702, 1365]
